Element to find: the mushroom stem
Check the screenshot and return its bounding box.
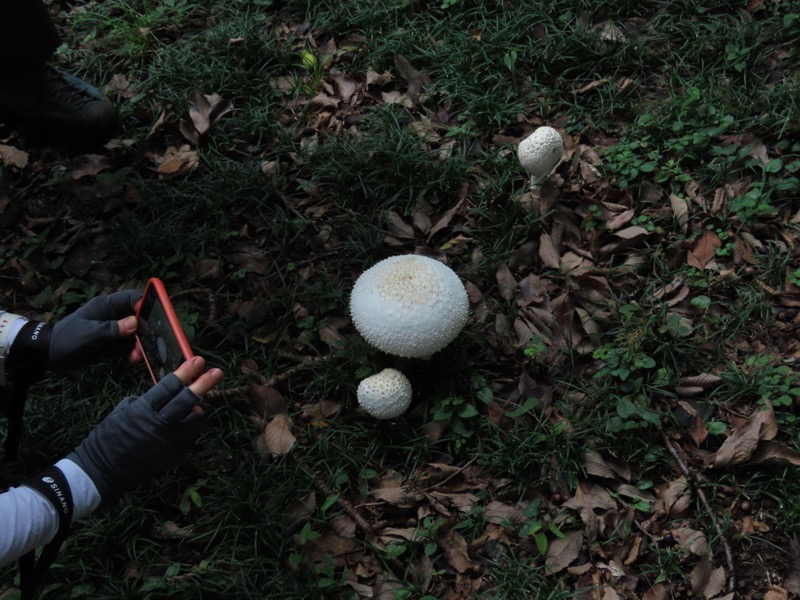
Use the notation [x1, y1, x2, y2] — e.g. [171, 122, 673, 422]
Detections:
[519, 182, 543, 216]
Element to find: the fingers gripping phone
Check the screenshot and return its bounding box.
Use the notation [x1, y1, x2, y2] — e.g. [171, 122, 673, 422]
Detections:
[135, 278, 194, 384]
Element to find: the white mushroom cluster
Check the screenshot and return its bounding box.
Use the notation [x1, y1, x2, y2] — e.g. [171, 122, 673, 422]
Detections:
[357, 368, 413, 419]
[350, 254, 469, 359]
[517, 126, 564, 183]
[350, 254, 470, 420]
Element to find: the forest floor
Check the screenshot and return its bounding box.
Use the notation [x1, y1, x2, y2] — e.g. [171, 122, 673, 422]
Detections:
[2, 1, 800, 598]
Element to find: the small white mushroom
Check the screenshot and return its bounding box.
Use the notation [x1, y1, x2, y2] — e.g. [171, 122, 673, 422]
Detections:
[350, 255, 469, 358]
[357, 368, 413, 419]
[517, 126, 564, 184]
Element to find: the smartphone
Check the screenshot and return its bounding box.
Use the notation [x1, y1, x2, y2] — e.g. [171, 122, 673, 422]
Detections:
[135, 278, 194, 384]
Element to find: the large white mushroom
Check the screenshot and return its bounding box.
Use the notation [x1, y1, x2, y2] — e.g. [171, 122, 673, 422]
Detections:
[357, 368, 413, 419]
[350, 254, 469, 358]
[517, 126, 564, 185]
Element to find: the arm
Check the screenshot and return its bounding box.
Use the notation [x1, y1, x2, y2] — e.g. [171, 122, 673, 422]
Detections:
[0, 459, 100, 569]
[4, 289, 143, 378]
[1, 292, 143, 566]
[0, 357, 222, 569]
[1, 290, 142, 458]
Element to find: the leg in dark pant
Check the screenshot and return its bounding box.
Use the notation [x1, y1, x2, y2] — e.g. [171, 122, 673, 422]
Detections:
[0, 0, 61, 70]
[0, 0, 119, 143]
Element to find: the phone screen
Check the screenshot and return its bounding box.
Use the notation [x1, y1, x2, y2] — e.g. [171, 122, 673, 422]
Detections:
[136, 279, 193, 384]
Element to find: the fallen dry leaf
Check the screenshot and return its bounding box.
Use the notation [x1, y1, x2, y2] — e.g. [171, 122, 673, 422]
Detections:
[583, 450, 631, 481]
[248, 383, 288, 415]
[674, 527, 707, 555]
[710, 406, 778, 468]
[149, 144, 200, 176]
[386, 210, 415, 239]
[604, 208, 634, 230]
[263, 414, 296, 455]
[613, 225, 649, 239]
[689, 553, 725, 600]
[186, 91, 233, 139]
[106, 73, 138, 98]
[748, 440, 800, 467]
[539, 233, 561, 269]
[495, 263, 517, 300]
[654, 477, 692, 516]
[370, 486, 423, 507]
[332, 74, 357, 102]
[545, 530, 583, 574]
[642, 583, 670, 600]
[784, 539, 800, 594]
[687, 230, 722, 270]
[436, 530, 476, 573]
[764, 586, 790, 600]
[0, 144, 29, 168]
[283, 492, 317, 530]
[69, 154, 113, 179]
[669, 193, 689, 233]
[562, 480, 617, 542]
[307, 93, 340, 111]
[680, 373, 723, 388]
[739, 514, 770, 534]
[690, 415, 709, 446]
[483, 500, 526, 526]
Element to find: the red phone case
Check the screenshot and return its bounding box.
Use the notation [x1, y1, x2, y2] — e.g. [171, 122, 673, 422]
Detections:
[135, 278, 194, 384]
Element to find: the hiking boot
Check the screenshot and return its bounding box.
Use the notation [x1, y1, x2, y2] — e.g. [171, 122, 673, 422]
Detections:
[0, 65, 119, 143]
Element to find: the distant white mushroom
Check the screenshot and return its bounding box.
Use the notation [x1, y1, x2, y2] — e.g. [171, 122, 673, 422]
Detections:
[357, 368, 413, 419]
[517, 126, 564, 186]
[350, 254, 469, 358]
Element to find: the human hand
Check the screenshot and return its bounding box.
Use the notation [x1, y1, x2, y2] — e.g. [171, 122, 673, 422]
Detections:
[66, 356, 223, 500]
[49, 289, 143, 371]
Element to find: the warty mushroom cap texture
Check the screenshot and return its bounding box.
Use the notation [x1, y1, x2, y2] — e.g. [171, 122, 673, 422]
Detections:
[357, 368, 413, 419]
[517, 126, 565, 181]
[350, 254, 469, 358]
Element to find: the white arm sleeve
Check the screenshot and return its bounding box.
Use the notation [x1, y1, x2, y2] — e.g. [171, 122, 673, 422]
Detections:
[0, 459, 101, 568]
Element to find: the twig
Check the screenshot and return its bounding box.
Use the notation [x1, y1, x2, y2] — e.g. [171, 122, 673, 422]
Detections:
[662, 432, 736, 593]
[205, 385, 248, 400]
[298, 457, 411, 578]
[632, 515, 663, 545]
[421, 456, 478, 492]
[309, 470, 375, 537]
[205, 354, 329, 400]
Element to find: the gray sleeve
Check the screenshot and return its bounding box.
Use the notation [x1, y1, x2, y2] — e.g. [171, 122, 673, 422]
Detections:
[0, 485, 58, 568]
[0, 459, 101, 568]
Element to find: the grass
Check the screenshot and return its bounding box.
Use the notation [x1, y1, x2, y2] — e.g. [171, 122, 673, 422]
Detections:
[2, 0, 800, 598]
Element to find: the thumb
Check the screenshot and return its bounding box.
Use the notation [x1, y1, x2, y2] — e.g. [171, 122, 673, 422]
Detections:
[117, 316, 138, 337]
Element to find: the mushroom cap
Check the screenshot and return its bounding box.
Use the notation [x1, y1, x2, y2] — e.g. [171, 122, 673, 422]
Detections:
[517, 126, 564, 180]
[350, 254, 469, 358]
[357, 368, 413, 419]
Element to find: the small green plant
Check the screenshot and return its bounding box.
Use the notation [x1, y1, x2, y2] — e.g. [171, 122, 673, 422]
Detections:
[594, 344, 655, 383]
[724, 43, 752, 73]
[430, 394, 480, 452]
[517, 498, 565, 555]
[179, 479, 206, 515]
[582, 203, 604, 232]
[789, 268, 800, 287]
[414, 515, 447, 557]
[631, 214, 656, 233]
[601, 139, 659, 189]
[729, 186, 778, 225]
[523, 336, 548, 360]
[315, 554, 349, 590]
[724, 355, 800, 423]
[593, 302, 655, 383]
[611, 394, 663, 431]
